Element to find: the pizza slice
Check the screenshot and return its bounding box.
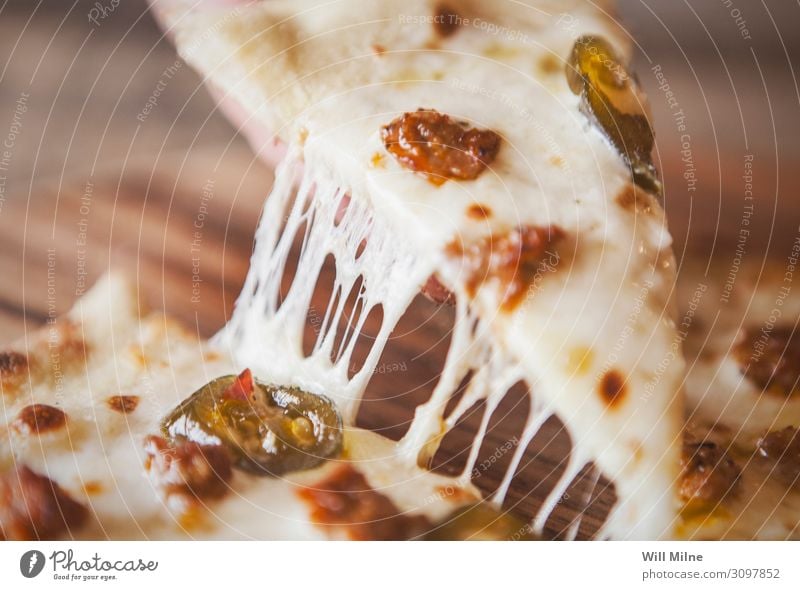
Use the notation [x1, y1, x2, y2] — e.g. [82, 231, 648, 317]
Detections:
[3, 274, 539, 540]
[149, 0, 685, 539]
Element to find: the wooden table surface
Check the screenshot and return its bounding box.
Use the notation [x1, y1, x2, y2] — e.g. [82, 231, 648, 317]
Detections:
[2, 0, 799, 539]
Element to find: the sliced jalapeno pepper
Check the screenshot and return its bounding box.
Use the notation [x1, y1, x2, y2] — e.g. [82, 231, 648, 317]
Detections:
[162, 370, 343, 477]
[567, 35, 661, 195]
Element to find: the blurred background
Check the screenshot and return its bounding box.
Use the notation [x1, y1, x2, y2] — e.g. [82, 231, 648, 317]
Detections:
[0, 0, 798, 338]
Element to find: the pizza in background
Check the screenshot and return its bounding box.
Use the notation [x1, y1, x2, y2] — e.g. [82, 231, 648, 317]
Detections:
[676, 260, 800, 539]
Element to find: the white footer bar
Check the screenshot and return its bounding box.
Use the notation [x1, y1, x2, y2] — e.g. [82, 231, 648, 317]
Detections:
[1, 541, 797, 589]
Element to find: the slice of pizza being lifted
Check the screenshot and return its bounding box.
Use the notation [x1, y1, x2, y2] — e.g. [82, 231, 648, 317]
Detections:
[150, 0, 685, 539]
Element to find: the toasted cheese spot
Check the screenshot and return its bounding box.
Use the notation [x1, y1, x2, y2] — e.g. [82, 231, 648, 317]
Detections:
[371, 43, 386, 56]
[13, 404, 68, 435]
[448, 224, 565, 311]
[680, 441, 741, 511]
[599, 370, 627, 408]
[734, 326, 800, 398]
[296, 465, 430, 540]
[466, 203, 492, 220]
[143, 436, 232, 508]
[0, 465, 88, 540]
[483, 43, 520, 61]
[433, 3, 460, 38]
[631, 442, 645, 465]
[567, 346, 594, 376]
[107, 395, 140, 414]
[616, 184, 653, 214]
[757, 427, 800, 488]
[539, 54, 561, 74]
[203, 350, 222, 363]
[0, 351, 28, 392]
[382, 109, 501, 185]
[129, 347, 148, 368]
[391, 68, 426, 87]
[369, 152, 385, 168]
[83, 481, 103, 496]
[549, 155, 565, 168]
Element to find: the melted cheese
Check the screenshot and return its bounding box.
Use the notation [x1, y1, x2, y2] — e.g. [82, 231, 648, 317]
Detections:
[1, 276, 472, 539]
[163, 0, 685, 538]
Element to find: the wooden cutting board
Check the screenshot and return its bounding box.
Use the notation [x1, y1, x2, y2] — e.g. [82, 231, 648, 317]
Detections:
[0, 149, 611, 538]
